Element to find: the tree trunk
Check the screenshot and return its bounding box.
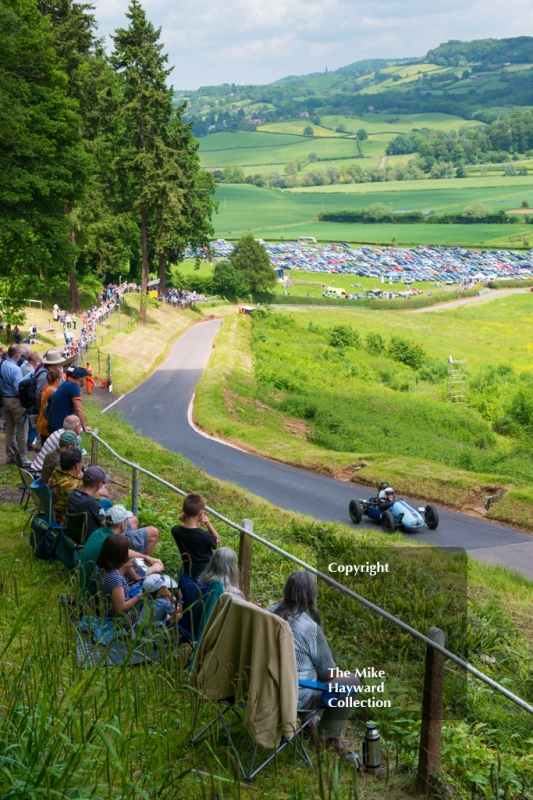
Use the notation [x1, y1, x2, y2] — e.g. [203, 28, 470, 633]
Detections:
[158, 251, 166, 294]
[70, 230, 81, 312]
[140, 203, 148, 325]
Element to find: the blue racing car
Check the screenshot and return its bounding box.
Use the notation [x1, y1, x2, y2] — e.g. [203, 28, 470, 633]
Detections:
[349, 482, 439, 533]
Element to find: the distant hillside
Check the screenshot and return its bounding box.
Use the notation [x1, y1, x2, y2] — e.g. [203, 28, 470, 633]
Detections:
[178, 36, 533, 136]
[425, 37, 533, 67]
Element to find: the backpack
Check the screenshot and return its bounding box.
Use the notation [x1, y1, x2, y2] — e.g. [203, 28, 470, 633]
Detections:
[18, 373, 38, 409]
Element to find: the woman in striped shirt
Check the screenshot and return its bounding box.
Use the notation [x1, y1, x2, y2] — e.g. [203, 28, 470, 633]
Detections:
[96, 534, 145, 619]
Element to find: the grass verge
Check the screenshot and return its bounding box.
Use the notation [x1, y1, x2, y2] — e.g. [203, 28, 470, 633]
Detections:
[193, 305, 533, 528]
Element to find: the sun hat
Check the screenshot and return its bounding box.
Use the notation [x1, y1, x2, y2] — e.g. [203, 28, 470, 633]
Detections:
[143, 574, 179, 593]
[104, 505, 133, 525]
[41, 349, 75, 366]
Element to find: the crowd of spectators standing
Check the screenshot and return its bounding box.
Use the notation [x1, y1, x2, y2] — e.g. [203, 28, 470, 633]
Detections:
[160, 287, 205, 307]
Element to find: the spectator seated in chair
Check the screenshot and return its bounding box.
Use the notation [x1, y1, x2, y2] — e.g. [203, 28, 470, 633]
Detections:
[41, 430, 80, 485]
[198, 547, 243, 598]
[66, 467, 158, 550]
[171, 493, 220, 580]
[33, 414, 82, 472]
[269, 571, 360, 755]
[79, 505, 164, 598]
[49, 448, 84, 525]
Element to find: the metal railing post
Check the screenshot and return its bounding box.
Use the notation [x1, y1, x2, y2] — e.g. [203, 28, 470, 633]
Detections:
[239, 519, 254, 600]
[90, 430, 99, 466]
[131, 465, 140, 517]
[417, 626, 445, 793]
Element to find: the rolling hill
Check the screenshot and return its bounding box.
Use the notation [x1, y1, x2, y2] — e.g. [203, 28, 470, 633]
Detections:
[178, 36, 533, 137]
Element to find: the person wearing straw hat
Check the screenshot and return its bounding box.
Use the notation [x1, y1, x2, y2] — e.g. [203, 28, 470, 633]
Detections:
[36, 349, 75, 412]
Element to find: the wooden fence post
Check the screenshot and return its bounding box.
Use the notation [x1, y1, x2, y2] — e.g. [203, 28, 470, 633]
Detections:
[90, 430, 99, 466]
[417, 626, 446, 794]
[131, 465, 140, 517]
[239, 519, 254, 600]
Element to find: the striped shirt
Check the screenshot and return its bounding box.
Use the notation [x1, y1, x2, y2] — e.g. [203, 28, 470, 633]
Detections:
[32, 429, 63, 471]
[269, 605, 335, 705]
[95, 569, 130, 618]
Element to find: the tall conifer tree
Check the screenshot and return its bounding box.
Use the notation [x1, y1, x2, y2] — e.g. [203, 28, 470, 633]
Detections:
[111, 0, 215, 320]
[111, 0, 174, 323]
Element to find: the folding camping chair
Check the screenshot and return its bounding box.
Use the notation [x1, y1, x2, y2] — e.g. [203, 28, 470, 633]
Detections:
[11, 444, 39, 506]
[28, 478, 64, 560]
[190, 593, 320, 782]
[178, 570, 223, 646]
[51, 511, 90, 570]
[20, 469, 38, 533]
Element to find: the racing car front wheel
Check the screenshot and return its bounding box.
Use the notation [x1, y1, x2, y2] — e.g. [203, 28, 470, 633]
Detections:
[349, 500, 363, 524]
[380, 510, 396, 533]
[425, 505, 439, 530]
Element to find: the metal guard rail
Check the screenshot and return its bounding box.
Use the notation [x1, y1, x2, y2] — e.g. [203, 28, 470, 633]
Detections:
[90, 430, 533, 716]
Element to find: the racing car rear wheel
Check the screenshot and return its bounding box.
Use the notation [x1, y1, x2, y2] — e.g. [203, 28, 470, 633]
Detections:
[425, 505, 439, 530]
[380, 510, 396, 533]
[349, 500, 363, 524]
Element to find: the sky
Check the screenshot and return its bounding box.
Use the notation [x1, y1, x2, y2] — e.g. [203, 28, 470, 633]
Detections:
[93, 0, 533, 89]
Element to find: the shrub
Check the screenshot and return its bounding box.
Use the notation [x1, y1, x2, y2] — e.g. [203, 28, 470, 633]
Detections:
[418, 359, 448, 383]
[328, 325, 360, 349]
[366, 331, 385, 354]
[388, 336, 426, 369]
[506, 387, 533, 427]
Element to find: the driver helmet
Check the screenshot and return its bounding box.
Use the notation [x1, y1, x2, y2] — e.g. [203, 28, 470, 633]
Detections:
[379, 487, 395, 500]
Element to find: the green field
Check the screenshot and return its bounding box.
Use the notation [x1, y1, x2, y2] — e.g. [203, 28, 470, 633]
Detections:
[212, 183, 533, 245]
[262, 112, 484, 137]
[198, 113, 487, 171]
[194, 296, 533, 530]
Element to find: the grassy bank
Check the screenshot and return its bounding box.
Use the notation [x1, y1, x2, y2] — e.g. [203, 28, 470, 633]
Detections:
[94, 295, 199, 394]
[1, 401, 532, 797]
[193, 298, 533, 527]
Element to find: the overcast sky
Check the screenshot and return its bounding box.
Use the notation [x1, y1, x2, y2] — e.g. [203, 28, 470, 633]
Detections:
[93, 0, 533, 89]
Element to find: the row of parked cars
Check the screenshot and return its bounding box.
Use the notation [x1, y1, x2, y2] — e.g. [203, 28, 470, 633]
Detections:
[186, 240, 533, 284]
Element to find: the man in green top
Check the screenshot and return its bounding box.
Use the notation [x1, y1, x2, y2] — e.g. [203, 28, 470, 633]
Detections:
[41, 430, 80, 485]
[79, 505, 164, 596]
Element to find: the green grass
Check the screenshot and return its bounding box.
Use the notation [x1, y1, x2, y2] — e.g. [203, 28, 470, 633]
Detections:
[201, 134, 364, 169]
[265, 113, 484, 137]
[1, 396, 533, 797]
[212, 183, 533, 245]
[193, 297, 533, 527]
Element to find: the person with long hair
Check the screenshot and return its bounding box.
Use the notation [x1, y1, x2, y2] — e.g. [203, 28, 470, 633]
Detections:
[270, 571, 360, 754]
[96, 534, 145, 619]
[198, 547, 243, 597]
[37, 368, 62, 444]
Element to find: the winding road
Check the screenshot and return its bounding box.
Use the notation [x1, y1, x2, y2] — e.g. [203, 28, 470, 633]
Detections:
[116, 319, 533, 580]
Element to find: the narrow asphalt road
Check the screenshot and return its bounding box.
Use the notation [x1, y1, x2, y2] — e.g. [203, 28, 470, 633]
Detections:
[117, 319, 533, 580]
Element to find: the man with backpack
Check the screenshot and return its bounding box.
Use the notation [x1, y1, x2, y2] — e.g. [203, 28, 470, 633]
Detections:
[0, 344, 31, 466]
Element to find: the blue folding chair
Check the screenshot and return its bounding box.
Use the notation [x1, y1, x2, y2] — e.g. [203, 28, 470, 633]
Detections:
[178, 571, 223, 645]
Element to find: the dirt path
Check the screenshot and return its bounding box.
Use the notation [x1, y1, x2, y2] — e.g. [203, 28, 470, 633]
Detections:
[409, 287, 530, 313]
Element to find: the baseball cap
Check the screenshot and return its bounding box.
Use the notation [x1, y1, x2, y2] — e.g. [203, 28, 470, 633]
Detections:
[83, 465, 111, 483]
[59, 430, 79, 446]
[104, 504, 133, 524]
[143, 574, 178, 593]
[67, 366, 89, 379]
